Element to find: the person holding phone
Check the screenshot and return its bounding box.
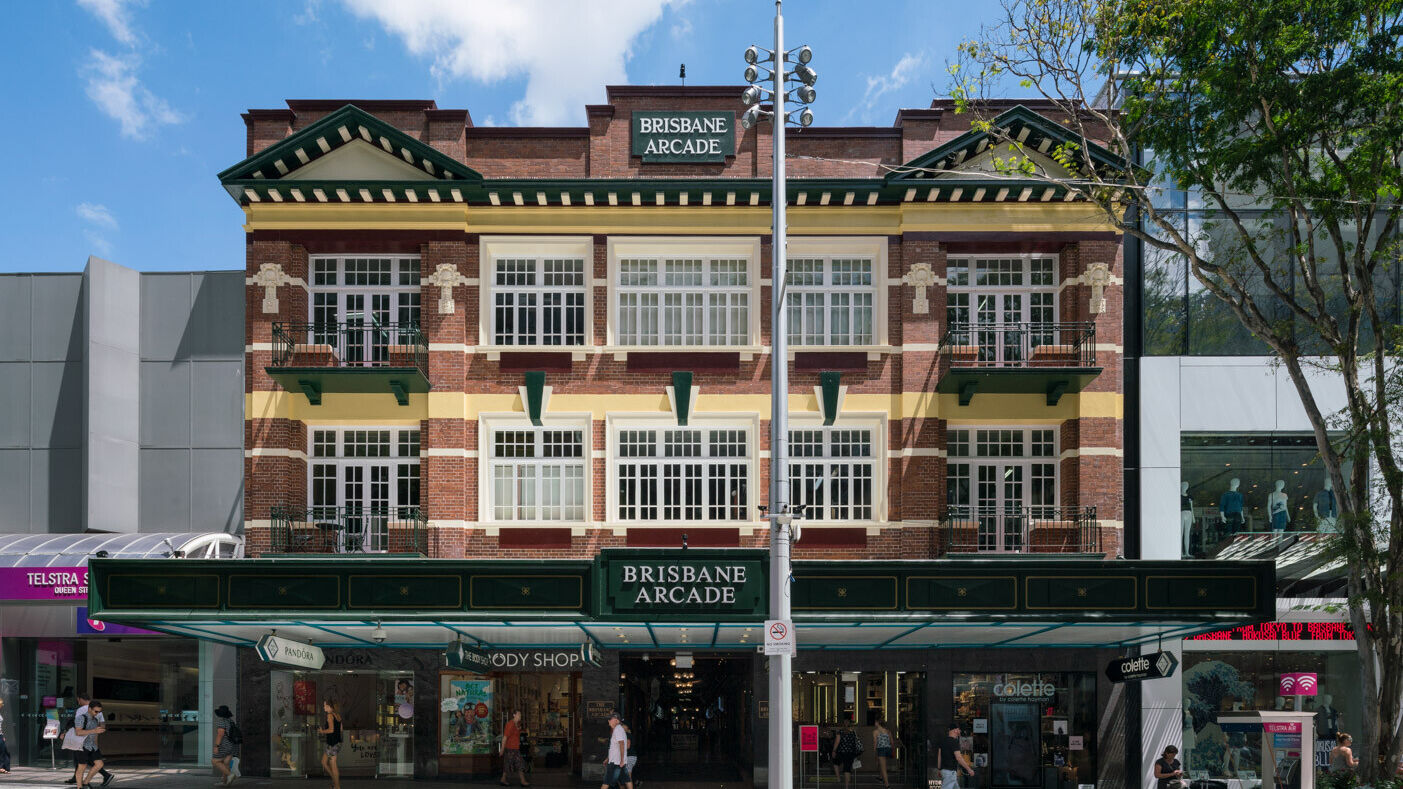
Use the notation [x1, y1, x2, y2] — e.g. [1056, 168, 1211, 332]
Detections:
[1154, 745, 1186, 789]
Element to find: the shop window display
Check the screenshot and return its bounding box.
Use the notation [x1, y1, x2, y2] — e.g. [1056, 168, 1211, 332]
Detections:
[792, 671, 926, 786]
[1180, 434, 1354, 558]
[953, 672, 1097, 789]
[1181, 651, 1360, 781]
[268, 670, 414, 778]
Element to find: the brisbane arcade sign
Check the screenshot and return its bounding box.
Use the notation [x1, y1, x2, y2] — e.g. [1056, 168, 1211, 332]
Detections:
[600, 552, 767, 620]
[631, 111, 736, 163]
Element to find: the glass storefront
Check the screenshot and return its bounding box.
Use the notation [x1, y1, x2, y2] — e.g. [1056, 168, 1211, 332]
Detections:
[1180, 433, 1355, 557]
[0, 637, 199, 767]
[793, 671, 927, 787]
[953, 672, 1098, 789]
[439, 668, 582, 777]
[1181, 649, 1361, 780]
[269, 669, 415, 778]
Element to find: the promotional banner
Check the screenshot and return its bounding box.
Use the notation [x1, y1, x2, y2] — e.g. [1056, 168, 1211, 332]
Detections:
[441, 679, 493, 755]
[76, 606, 159, 636]
[0, 567, 88, 600]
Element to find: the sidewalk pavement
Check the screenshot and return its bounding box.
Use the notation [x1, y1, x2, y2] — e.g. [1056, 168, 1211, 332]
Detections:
[0, 766, 431, 789]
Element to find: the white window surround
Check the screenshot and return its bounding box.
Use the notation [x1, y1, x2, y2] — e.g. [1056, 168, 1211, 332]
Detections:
[945, 424, 1060, 511]
[477, 236, 595, 360]
[477, 413, 594, 526]
[783, 236, 890, 353]
[306, 425, 422, 552]
[308, 255, 422, 339]
[785, 414, 889, 525]
[604, 413, 762, 527]
[605, 237, 763, 358]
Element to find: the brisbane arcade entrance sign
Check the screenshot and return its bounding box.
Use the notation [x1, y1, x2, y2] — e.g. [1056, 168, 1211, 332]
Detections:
[631, 111, 736, 163]
[597, 550, 767, 621]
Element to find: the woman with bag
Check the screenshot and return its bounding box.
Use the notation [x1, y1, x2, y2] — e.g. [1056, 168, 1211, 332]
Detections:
[830, 717, 864, 789]
[873, 718, 900, 788]
[1153, 745, 1187, 789]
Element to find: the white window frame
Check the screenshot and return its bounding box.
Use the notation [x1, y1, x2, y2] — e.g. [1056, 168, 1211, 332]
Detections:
[306, 425, 422, 553]
[945, 425, 1060, 551]
[606, 237, 762, 355]
[308, 255, 422, 326]
[605, 414, 760, 526]
[479, 236, 594, 356]
[786, 414, 888, 524]
[784, 236, 888, 349]
[477, 413, 594, 526]
[945, 253, 1060, 325]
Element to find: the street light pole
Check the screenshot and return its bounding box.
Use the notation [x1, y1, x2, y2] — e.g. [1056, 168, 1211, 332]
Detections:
[767, 3, 792, 789]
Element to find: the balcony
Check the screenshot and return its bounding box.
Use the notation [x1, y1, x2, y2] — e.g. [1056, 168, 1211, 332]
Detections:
[937, 322, 1101, 405]
[268, 505, 429, 555]
[943, 505, 1101, 555]
[267, 322, 429, 406]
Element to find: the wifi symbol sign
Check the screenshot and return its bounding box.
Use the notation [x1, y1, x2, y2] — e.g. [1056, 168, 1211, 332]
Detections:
[1279, 672, 1319, 696]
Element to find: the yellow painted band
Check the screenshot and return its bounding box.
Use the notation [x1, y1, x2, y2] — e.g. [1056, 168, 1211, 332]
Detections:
[245, 390, 1121, 421]
[242, 203, 1120, 235]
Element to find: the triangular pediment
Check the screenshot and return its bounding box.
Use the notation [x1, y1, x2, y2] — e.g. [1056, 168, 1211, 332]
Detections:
[285, 140, 436, 181]
[217, 104, 480, 185]
[890, 105, 1127, 182]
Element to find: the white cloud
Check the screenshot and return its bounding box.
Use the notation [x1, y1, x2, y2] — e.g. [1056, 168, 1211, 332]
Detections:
[846, 52, 926, 123]
[340, 0, 677, 125]
[77, 203, 117, 256]
[82, 49, 184, 140]
[671, 17, 692, 40]
[76, 202, 119, 230]
[76, 0, 142, 46]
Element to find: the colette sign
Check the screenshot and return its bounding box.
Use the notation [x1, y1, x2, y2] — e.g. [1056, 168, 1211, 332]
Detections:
[631, 111, 736, 163]
[0, 567, 89, 601]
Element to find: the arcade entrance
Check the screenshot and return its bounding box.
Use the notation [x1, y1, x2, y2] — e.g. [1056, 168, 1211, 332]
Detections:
[619, 653, 755, 783]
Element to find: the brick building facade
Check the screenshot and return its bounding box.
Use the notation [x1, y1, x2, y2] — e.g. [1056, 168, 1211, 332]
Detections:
[237, 89, 1125, 563]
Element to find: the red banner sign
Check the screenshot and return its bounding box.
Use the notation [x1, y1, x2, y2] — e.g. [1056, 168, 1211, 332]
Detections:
[1186, 622, 1355, 641]
[800, 725, 819, 753]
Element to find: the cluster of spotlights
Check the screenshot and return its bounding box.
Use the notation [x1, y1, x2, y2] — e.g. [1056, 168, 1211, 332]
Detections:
[740, 43, 817, 130]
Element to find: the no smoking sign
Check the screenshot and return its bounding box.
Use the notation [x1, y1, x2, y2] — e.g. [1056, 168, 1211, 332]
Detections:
[764, 618, 796, 656]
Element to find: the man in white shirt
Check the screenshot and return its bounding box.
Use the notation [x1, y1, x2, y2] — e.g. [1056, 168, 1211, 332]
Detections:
[599, 712, 629, 789]
[66, 694, 113, 787]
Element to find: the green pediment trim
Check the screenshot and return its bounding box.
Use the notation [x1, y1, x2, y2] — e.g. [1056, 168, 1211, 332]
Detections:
[218, 104, 482, 185]
[819, 371, 841, 426]
[89, 557, 1275, 625]
[889, 105, 1129, 181]
[672, 371, 693, 426]
[524, 371, 546, 426]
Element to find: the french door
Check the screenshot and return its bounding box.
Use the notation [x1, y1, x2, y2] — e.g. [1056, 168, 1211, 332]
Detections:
[946, 255, 1058, 366]
[975, 463, 1027, 552]
[340, 464, 390, 552]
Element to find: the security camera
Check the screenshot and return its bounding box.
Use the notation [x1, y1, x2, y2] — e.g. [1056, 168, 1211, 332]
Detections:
[372, 623, 388, 643]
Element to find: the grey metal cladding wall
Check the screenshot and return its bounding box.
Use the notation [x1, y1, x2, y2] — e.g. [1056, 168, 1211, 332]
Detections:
[137, 271, 244, 534]
[0, 274, 85, 533]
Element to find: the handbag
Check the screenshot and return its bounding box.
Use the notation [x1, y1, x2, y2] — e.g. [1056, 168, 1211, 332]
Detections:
[853, 758, 863, 770]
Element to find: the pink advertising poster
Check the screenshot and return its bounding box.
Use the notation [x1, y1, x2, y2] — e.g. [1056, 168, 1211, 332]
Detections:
[0, 567, 89, 601]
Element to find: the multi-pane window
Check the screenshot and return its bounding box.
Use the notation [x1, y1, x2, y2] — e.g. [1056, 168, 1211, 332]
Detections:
[492, 257, 587, 346]
[789, 427, 876, 520]
[786, 257, 876, 345]
[616, 427, 750, 521]
[616, 258, 750, 346]
[309, 256, 422, 360]
[308, 427, 421, 552]
[946, 428, 1057, 551]
[488, 428, 587, 521]
[946, 256, 1058, 363]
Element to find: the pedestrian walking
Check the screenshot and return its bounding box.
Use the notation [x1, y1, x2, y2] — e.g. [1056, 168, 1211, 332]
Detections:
[318, 700, 343, 789]
[937, 723, 974, 789]
[0, 698, 11, 773]
[1153, 745, 1186, 789]
[500, 709, 529, 786]
[600, 712, 629, 789]
[64, 693, 113, 787]
[874, 717, 900, 788]
[623, 722, 638, 789]
[830, 717, 864, 789]
[212, 705, 241, 786]
[1330, 733, 1358, 776]
[75, 700, 109, 789]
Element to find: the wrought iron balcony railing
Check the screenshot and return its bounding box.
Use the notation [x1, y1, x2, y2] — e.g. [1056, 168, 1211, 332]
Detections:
[940, 321, 1097, 369]
[943, 505, 1100, 554]
[269, 505, 428, 555]
[269, 322, 428, 377]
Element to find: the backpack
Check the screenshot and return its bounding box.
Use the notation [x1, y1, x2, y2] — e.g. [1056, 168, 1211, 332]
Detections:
[227, 720, 243, 745]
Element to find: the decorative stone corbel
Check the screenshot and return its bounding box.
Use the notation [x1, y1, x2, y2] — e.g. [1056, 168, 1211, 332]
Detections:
[247, 263, 293, 314]
[1087, 262, 1111, 315]
[901, 261, 938, 314]
[425, 263, 471, 314]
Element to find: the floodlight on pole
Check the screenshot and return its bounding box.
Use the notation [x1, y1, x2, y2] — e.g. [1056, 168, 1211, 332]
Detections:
[794, 44, 813, 64]
[796, 108, 814, 127]
[795, 85, 816, 104]
[744, 45, 763, 65]
[742, 85, 765, 106]
[740, 104, 765, 130]
[744, 65, 761, 83]
[792, 62, 817, 86]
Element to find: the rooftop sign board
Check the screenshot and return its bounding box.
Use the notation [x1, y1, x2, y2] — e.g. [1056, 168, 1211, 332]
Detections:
[631, 111, 735, 163]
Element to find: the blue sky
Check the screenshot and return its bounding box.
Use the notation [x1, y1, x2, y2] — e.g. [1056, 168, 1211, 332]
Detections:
[0, 0, 1024, 273]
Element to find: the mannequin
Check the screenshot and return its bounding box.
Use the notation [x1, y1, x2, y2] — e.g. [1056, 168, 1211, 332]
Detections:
[1268, 480, 1290, 531]
[1315, 693, 1339, 740]
[1314, 477, 1339, 532]
[1219, 478, 1244, 536]
[1274, 697, 1287, 711]
[1182, 482, 1196, 556]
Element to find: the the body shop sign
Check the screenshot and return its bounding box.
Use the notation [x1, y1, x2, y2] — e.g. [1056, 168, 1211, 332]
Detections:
[631, 111, 735, 163]
[599, 551, 765, 620]
[0, 567, 88, 601]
